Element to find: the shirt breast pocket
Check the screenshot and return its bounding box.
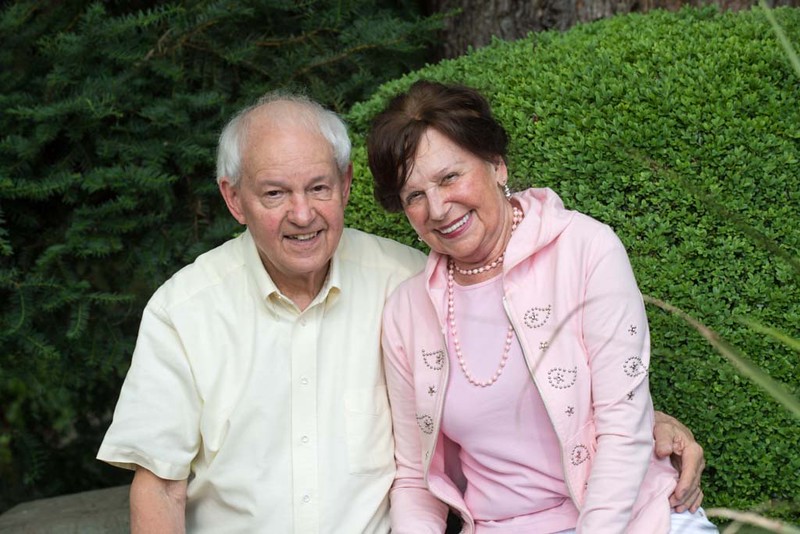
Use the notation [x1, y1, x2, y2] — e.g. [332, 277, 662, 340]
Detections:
[344, 386, 394, 475]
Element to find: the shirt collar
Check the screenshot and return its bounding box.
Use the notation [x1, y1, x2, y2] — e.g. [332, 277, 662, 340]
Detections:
[241, 228, 343, 315]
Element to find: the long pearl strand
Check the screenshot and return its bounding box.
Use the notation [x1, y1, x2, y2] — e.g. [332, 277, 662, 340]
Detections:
[447, 205, 523, 387]
[452, 207, 523, 275]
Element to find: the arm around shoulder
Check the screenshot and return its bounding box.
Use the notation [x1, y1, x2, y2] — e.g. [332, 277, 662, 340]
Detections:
[130, 466, 187, 534]
[653, 411, 706, 512]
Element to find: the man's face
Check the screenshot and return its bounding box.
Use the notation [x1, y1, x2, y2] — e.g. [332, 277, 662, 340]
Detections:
[220, 110, 351, 297]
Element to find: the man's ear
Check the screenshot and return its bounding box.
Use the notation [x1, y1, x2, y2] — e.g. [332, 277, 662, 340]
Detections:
[341, 163, 354, 207]
[219, 178, 247, 225]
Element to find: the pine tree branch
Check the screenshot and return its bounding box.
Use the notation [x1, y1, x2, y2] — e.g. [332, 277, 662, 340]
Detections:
[255, 29, 335, 47]
[142, 18, 220, 62]
[290, 38, 407, 80]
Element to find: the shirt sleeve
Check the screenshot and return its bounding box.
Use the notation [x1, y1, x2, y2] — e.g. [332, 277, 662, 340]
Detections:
[381, 298, 450, 533]
[96, 297, 202, 481]
[578, 224, 655, 533]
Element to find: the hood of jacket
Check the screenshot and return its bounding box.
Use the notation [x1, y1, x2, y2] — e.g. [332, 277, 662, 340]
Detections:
[421, 187, 575, 326]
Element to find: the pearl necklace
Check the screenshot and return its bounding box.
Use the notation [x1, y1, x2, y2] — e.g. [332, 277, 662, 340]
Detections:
[447, 205, 522, 387]
[452, 207, 523, 275]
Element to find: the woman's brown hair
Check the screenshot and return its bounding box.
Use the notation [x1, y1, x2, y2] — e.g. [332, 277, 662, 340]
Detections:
[367, 80, 509, 212]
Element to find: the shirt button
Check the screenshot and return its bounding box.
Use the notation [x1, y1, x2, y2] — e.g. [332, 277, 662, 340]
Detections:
[302, 494, 311, 503]
[300, 377, 309, 385]
[300, 318, 307, 326]
[301, 435, 309, 444]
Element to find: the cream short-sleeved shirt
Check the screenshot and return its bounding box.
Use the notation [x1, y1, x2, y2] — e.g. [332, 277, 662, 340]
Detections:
[97, 228, 425, 533]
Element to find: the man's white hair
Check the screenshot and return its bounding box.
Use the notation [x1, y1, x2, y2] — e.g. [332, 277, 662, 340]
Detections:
[216, 92, 351, 186]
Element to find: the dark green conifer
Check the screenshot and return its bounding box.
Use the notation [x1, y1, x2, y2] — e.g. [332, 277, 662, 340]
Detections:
[0, 0, 441, 510]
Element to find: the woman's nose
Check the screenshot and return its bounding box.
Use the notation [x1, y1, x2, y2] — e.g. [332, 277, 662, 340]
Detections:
[426, 188, 448, 221]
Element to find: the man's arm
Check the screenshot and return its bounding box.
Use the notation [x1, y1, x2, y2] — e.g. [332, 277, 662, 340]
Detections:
[653, 411, 706, 513]
[130, 466, 187, 534]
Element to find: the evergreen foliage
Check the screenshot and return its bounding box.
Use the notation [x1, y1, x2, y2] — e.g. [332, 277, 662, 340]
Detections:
[0, 0, 440, 511]
[347, 6, 800, 523]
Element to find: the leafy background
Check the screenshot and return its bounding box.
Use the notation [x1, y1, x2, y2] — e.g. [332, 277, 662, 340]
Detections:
[1, 0, 798, 526]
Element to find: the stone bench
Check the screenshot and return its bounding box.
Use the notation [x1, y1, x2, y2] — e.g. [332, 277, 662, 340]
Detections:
[0, 485, 129, 533]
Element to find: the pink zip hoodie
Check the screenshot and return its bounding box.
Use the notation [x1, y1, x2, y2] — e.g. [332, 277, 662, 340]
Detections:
[382, 188, 678, 533]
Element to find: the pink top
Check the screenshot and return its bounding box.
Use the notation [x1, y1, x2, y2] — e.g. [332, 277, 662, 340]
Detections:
[381, 188, 677, 534]
[442, 275, 579, 533]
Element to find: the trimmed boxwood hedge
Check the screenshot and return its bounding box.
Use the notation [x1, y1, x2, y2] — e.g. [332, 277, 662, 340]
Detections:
[345, 6, 800, 522]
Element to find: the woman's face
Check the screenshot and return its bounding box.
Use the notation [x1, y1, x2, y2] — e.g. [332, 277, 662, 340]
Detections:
[400, 128, 511, 267]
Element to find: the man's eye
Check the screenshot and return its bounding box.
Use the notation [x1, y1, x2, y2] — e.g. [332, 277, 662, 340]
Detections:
[264, 190, 282, 198]
[310, 184, 334, 199]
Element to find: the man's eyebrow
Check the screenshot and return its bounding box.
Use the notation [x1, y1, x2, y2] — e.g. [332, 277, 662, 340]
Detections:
[250, 174, 291, 187]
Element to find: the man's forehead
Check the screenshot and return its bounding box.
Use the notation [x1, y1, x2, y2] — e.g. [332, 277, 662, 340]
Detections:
[248, 101, 321, 138]
[244, 117, 333, 162]
[237, 103, 343, 184]
[243, 142, 339, 187]
[250, 159, 339, 185]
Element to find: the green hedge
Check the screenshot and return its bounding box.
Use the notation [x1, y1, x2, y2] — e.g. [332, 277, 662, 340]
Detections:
[345, 6, 800, 523]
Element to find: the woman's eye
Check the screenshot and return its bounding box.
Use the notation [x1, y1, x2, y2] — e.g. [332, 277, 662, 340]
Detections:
[404, 191, 423, 205]
[442, 172, 458, 183]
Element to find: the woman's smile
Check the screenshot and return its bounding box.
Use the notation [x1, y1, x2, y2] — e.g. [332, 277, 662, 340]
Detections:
[438, 212, 472, 237]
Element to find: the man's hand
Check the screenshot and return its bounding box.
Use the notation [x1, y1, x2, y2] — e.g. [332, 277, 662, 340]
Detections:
[653, 411, 705, 513]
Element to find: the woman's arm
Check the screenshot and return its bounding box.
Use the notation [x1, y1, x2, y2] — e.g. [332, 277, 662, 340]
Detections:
[579, 225, 656, 532]
[382, 303, 450, 533]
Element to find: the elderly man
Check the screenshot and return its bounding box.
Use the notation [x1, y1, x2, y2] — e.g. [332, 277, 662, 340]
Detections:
[97, 92, 705, 533]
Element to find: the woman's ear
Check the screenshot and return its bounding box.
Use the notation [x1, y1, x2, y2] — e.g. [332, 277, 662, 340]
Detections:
[493, 157, 508, 185]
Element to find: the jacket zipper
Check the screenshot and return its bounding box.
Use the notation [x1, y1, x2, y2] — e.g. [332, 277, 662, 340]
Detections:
[422, 328, 475, 533]
[502, 294, 580, 509]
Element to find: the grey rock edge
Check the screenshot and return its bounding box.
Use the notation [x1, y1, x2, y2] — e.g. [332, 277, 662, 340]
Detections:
[0, 485, 130, 533]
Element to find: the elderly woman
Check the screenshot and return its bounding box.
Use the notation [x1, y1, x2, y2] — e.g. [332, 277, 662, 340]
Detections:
[367, 81, 718, 533]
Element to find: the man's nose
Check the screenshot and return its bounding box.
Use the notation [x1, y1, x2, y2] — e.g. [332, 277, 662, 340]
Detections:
[288, 193, 314, 225]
